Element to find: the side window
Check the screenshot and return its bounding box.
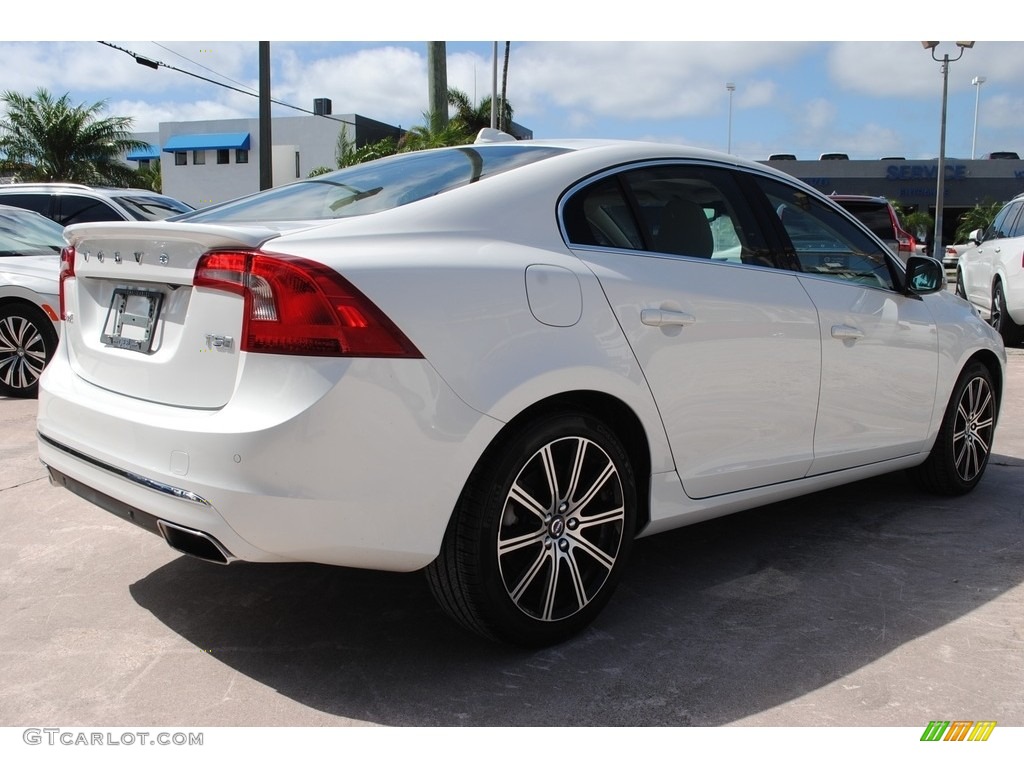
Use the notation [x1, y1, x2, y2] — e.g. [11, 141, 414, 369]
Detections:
[988, 201, 1023, 240]
[1008, 203, 1024, 238]
[57, 195, 122, 225]
[562, 176, 644, 249]
[755, 177, 895, 290]
[0, 193, 51, 218]
[563, 163, 771, 266]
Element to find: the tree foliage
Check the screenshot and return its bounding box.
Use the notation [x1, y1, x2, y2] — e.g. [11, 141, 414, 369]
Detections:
[447, 88, 514, 135]
[955, 201, 1003, 243]
[0, 88, 149, 186]
[397, 112, 474, 152]
[135, 158, 162, 192]
[335, 126, 398, 168]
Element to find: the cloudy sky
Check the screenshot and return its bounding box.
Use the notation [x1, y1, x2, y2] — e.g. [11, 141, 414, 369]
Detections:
[2, 11, 1020, 162]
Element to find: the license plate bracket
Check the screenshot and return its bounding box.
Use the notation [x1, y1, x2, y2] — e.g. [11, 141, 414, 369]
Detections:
[101, 287, 164, 353]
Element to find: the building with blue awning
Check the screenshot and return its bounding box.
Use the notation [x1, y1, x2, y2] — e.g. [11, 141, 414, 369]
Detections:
[125, 108, 402, 209]
[162, 133, 252, 153]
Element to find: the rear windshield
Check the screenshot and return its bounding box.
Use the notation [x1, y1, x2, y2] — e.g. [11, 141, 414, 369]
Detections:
[0, 207, 65, 256]
[113, 194, 193, 221]
[834, 201, 895, 241]
[179, 145, 570, 223]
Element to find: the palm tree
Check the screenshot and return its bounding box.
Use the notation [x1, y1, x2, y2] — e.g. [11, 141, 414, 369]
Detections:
[447, 88, 514, 135]
[135, 158, 162, 192]
[0, 88, 149, 186]
[500, 42, 511, 132]
[398, 111, 474, 152]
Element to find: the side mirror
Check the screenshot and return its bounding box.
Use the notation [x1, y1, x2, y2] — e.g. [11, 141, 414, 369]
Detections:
[905, 255, 944, 296]
[969, 227, 984, 246]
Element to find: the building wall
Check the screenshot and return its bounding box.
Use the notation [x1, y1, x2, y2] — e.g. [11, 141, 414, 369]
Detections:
[155, 114, 399, 209]
[764, 157, 1024, 243]
[764, 158, 1024, 208]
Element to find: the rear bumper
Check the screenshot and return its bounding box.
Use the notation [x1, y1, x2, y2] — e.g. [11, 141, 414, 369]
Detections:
[37, 351, 503, 572]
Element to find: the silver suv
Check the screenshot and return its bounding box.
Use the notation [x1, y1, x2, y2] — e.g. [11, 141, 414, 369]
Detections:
[0, 183, 192, 225]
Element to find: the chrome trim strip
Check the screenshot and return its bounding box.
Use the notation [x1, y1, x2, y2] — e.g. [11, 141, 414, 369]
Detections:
[38, 432, 211, 507]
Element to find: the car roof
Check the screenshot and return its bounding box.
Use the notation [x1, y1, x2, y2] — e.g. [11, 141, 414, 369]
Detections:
[829, 194, 891, 204]
[0, 183, 162, 196]
[460, 138, 806, 185]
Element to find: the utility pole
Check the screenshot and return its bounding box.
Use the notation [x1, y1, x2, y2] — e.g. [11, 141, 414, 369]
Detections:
[427, 42, 448, 133]
[259, 42, 272, 190]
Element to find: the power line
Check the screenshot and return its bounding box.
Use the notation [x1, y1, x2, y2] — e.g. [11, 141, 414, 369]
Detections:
[96, 41, 357, 128]
[149, 42, 253, 92]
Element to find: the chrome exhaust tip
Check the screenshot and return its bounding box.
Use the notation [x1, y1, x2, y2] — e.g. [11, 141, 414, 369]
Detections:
[156, 520, 235, 565]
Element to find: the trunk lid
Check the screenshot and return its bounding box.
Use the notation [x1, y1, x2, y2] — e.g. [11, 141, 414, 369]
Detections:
[62, 221, 286, 409]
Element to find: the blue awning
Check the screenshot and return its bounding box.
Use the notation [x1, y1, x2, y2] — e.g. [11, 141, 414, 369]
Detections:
[162, 133, 251, 152]
[127, 144, 160, 160]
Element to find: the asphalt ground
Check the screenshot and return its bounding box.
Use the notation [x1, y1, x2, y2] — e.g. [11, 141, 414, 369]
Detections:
[1, 350, 1022, 731]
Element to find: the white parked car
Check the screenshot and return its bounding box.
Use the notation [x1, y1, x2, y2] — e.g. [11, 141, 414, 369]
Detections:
[0, 204, 63, 397]
[956, 193, 1024, 345]
[944, 242, 972, 270]
[38, 137, 1005, 646]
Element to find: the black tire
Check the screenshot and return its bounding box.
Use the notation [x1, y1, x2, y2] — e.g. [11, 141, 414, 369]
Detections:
[955, 270, 967, 300]
[911, 362, 997, 495]
[991, 282, 1023, 346]
[426, 412, 636, 647]
[0, 302, 58, 399]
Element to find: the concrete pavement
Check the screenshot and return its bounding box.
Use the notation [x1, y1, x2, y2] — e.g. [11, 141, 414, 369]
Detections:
[1, 352, 1022, 727]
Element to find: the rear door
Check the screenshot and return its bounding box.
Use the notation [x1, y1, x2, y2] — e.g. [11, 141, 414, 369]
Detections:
[563, 162, 822, 499]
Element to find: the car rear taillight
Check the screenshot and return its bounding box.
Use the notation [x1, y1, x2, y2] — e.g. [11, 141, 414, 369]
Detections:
[194, 250, 422, 358]
[896, 228, 915, 254]
[59, 245, 75, 320]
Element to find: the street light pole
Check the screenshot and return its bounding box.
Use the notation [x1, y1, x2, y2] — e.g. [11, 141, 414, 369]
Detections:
[726, 82, 735, 154]
[971, 75, 986, 160]
[922, 41, 974, 257]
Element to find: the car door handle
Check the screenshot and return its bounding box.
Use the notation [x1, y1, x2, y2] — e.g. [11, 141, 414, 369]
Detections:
[641, 309, 696, 327]
[831, 324, 864, 341]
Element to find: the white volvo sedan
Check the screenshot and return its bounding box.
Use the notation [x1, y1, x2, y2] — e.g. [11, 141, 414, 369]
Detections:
[38, 136, 1005, 646]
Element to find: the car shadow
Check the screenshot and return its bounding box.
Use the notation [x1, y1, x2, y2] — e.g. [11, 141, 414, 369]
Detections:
[128, 463, 1024, 726]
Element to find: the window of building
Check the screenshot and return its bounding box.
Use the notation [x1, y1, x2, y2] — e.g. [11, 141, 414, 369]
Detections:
[193, 150, 206, 165]
[217, 149, 230, 165]
[138, 159, 151, 170]
[236, 149, 248, 164]
[174, 152, 187, 166]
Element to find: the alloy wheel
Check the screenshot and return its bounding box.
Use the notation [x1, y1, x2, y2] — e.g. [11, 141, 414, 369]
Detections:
[0, 311, 49, 394]
[952, 375, 995, 483]
[496, 435, 626, 623]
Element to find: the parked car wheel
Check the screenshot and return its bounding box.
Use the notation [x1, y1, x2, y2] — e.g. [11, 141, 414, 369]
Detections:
[955, 270, 967, 300]
[911, 362, 997, 495]
[0, 302, 58, 398]
[427, 412, 636, 646]
[991, 282, 1023, 346]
